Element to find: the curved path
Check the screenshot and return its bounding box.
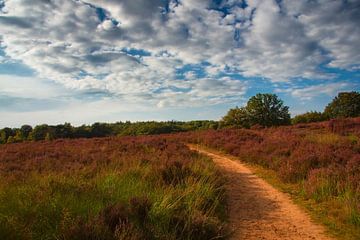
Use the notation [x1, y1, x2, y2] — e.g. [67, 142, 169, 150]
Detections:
[189, 145, 333, 240]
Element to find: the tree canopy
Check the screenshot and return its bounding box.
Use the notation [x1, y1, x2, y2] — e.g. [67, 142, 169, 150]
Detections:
[221, 107, 250, 128]
[222, 93, 290, 128]
[324, 91, 360, 119]
[246, 93, 291, 127]
[292, 111, 325, 124]
[0, 121, 219, 144]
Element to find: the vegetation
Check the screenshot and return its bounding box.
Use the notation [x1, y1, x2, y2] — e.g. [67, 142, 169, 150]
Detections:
[292, 91, 360, 124]
[1, 92, 359, 145]
[0, 136, 227, 239]
[324, 92, 360, 119]
[0, 121, 218, 144]
[172, 117, 360, 239]
[221, 93, 290, 128]
[221, 107, 249, 128]
[292, 111, 326, 124]
[1, 91, 360, 239]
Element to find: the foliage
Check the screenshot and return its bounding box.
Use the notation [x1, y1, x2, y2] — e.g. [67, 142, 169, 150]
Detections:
[221, 107, 250, 128]
[20, 125, 32, 140]
[31, 124, 50, 141]
[0, 121, 218, 145]
[246, 93, 290, 127]
[0, 136, 227, 239]
[221, 93, 290, 128]
[292, 111, 326, 124]
[0, 127, 14, 144]
[324, 91, 360, 119]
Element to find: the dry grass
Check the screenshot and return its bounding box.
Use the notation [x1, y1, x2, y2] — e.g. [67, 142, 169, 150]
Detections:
[0, 136, 227, 240]
[169, 117, 360, 239]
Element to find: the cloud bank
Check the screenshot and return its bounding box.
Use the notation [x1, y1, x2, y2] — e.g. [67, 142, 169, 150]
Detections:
[0, 0, 359, 109]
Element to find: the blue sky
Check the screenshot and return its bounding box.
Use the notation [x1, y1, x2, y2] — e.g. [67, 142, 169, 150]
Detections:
[0, 0, 359, 127]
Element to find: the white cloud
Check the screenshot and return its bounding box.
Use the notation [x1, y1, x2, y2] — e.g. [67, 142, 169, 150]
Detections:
[276, 82, 351, 101]
[0, 75, 67, 98]
[0, 0, 358, 110]
[285, 0, 360, 70]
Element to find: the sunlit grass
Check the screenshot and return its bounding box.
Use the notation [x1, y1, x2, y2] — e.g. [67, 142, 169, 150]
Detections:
[0, 138, 227, 240]
[305, 133, 342, 145]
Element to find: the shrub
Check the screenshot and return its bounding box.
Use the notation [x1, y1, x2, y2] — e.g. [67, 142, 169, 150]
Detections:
[0, 136, 226, 239]
[60, 217, 114, 240]
[100, 203, 130, 232]
[292, 111, 325, 124]
[324, 91, 360, 119]
[129, 197, 152, 226]
[160, 161, 192, 185]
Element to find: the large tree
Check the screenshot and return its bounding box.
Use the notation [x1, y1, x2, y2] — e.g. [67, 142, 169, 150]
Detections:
[222, 93, 290, 128]
[30, 124, 50, 141]
[20, 125, 33, 140]
[246, 93, 290, 127]
[324, 92, 360, 119]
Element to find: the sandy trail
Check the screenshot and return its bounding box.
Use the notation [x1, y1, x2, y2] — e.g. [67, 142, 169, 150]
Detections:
[189, 145, 333, 240]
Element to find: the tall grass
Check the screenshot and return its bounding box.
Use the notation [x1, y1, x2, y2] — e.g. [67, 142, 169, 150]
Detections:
[0, 137, 227, 239]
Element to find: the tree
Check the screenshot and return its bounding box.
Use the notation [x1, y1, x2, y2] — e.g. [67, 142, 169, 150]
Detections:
[0, 127, 14, 144]
[13, 130, 24, 143]
[30, 124, 50, 141]
[221, 94, 290, 128]
[221, 107, 250, 128]
[73, 125, 91, 138]
[324, 92, 360, 119]
[54, 123, 74, 139]
[246, 93, 291, 127]
[6, 136, 15, 144]
[45, 132, 54, 141]
[20, 125, 33, 140]
[292, 111, 325, 124]
[90, 123, 113, 137]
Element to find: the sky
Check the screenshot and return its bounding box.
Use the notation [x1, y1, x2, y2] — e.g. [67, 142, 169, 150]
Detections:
[0, 0, 359, 128]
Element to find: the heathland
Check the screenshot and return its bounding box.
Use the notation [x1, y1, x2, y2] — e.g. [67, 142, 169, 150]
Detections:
[0, 117, 359, 239]
[0, 137, 226, 239]
[173, 117, 360, 239]
[0, 92, 359, 239]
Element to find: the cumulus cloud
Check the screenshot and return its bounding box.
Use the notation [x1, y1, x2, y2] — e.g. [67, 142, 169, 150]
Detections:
[285, 0, 360, 70]
[276, 82, 351, 101]
[0, 0, 359, 109]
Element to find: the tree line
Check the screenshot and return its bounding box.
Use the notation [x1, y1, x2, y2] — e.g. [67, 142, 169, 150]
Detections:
[292, 91, 360, 124]
[1, 91, 359, 144]
[221, 91, 360, 128]
[0, 121, 218, 144]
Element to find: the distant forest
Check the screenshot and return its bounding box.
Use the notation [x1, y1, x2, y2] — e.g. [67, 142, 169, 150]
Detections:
[1, 91, 359, 144]
[0, 121, 219, 144]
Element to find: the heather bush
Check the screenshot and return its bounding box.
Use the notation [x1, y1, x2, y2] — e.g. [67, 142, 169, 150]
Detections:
[172, 118, 360, 235]
[327, 117, 360, 136]
[0, 137, 227, 239]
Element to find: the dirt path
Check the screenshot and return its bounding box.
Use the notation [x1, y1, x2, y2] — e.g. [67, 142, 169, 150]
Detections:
[189, 145, 333, 240]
